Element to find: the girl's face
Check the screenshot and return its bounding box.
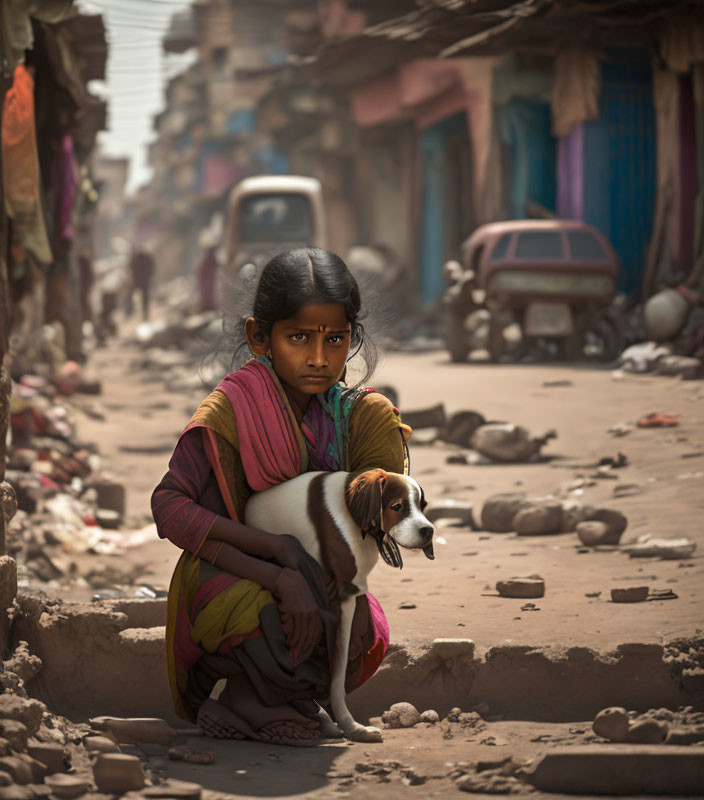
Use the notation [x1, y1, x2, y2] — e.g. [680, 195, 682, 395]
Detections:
[247, 303, 351, 409]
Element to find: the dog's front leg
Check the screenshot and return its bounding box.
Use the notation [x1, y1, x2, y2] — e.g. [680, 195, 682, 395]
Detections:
[329, 596, 383, 743]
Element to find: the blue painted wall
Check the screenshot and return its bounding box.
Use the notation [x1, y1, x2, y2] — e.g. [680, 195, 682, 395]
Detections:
[583, 50, 656, 294]
[499, 98, 556, 218]
[420, 113, 467, 303]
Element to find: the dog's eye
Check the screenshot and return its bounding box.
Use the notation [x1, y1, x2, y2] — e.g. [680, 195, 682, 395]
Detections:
[390, 501, 403, 511]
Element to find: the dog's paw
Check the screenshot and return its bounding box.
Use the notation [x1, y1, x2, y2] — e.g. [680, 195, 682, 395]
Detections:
[346, 724, 383, 743]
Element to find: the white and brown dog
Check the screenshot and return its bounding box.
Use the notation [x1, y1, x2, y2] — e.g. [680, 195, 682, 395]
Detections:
[244, 468, 434, 742]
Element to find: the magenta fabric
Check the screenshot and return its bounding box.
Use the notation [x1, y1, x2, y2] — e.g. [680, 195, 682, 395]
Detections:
[557, 123, 584, 221]
[215, 361, 303, 491]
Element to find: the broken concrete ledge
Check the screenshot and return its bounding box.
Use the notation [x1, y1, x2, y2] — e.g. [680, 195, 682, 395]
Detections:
[10, 597, 704, 723]
[525, 744, 704, 795]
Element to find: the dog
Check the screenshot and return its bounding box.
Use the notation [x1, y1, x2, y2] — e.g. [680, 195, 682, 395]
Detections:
[244, 468, 434, 742]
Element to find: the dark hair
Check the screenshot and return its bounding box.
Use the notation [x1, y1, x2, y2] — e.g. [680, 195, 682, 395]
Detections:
[227, 247, 377, 387]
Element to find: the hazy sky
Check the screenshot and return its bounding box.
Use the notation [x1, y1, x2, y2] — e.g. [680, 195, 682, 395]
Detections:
[80, 0, 196, 193]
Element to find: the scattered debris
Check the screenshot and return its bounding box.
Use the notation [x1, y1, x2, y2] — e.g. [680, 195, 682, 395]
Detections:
[496, 576, 545, 599]
[637, 412, 679, 428]
[425, 500, 477, 529]
[624, 536, 697, 560]
[611, 586, 649, 603]
[471, 423, 557, 463]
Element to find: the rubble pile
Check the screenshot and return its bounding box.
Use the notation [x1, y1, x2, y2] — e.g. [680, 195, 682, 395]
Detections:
[4, 353, 155, 598]
[0, 639, 209, 798]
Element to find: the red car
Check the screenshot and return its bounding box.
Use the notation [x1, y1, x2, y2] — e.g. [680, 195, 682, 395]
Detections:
[445, 220, 621, 362]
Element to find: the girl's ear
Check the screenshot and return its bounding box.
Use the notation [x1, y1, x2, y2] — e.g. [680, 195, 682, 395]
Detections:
[244, 317, 269, 355]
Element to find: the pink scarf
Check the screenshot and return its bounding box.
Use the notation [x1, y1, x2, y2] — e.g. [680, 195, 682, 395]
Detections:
[215, 360, 305, 491]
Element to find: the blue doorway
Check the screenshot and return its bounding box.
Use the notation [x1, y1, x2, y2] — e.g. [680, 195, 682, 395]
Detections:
[420, 112, 471, 303]
[583, 50, 656, 294]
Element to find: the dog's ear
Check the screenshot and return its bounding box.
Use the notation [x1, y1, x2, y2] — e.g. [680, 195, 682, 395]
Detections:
[345, 469, 387, 539]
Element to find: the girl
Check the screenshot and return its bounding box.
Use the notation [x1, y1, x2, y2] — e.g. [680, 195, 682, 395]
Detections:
[152, 248, 411, 745]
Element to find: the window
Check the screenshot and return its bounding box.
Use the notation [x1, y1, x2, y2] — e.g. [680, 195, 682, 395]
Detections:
[239, 193, 314, 243]
[515, 231, 564, 259]
[568, 231, 607, 261]
[490, 233, 512, 261]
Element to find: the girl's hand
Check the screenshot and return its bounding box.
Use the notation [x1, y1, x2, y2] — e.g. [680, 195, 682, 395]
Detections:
[273, 567, 323, 666]
[270, 534, 304, 572]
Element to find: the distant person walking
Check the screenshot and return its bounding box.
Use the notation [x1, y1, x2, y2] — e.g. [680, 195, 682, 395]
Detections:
[128, 245, 155, 320]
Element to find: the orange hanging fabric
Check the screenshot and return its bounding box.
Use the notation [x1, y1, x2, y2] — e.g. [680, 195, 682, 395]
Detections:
[1, 64, 52, 264]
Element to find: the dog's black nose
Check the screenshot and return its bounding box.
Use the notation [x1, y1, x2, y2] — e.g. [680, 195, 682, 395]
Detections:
[420, 526, 434, 540]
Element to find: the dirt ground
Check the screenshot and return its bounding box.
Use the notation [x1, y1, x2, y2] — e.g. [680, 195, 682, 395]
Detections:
[53, 330, 704, 797]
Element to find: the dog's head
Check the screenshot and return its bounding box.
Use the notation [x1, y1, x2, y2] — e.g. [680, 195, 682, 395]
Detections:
[344, 469, 434, 568]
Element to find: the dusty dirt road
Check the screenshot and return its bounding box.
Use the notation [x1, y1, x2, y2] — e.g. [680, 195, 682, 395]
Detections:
[59, 332, 704, 798]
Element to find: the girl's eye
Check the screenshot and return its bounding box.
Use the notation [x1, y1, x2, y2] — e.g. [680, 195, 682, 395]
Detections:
[390, 502, 403, 511]
[290, 333, 308, 342]
[328, 335, 345, 344]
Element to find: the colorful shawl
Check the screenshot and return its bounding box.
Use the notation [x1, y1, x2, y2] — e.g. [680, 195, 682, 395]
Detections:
[155, 357, 409, 721]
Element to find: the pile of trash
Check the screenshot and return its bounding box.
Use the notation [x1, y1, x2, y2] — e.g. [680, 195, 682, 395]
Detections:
[391, 398, 556, 464]
[4, 345, 156, 596]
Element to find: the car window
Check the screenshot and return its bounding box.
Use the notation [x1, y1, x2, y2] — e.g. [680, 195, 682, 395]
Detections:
[568, 231, 607, 261]
[515, 231, 564, 259]
[239, 193, 314, 242]
[490, 233, 512, 261]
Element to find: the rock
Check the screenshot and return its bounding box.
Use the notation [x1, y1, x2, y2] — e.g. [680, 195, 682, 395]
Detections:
[0, 786, 33, 800]
[0, 754, 47, 785]
[471, 423, 556, 463]
[382, 702, 421, 729]
[440, 411, 486, 447]
[95, 509, 120, 530]
[4, 643, 42, 686]
[525, 744, 704, 795]
[0, 483, 17, 527]
[481, 493, 530, 533]
[611, 586, 649, 603]
[560, 499, 587, 532]
[624, 536, 697, 559]
[653, 355, 703, 379]
[0, 697, 45, 737]
[92, 753, 145, 793]
[513, 501, 563, 535]
[83, 736, 119, 753]
[0, 721, 28, 752]
[420, 710, 439, 724]
[430, 638, 476, 660]
[626, 719, 669, 744]
[666, 727, 704, 745]
[25, 742, 65, 774]
[425, 500, 476, 529]
[87, 479, 126, 521]
[43, 774, 90, 799]
[141, 780, 203, 800]
[592, 707, 630, 742]
[576, 521, 611, 546]
[587, 508, 628, 541]
[496, 577, 545, 599]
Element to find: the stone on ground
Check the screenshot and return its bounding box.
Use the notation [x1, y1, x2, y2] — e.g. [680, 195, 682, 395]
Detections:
[592, 707, 629, 742]
[611, 586, 649, 603]
[496, 577, 545, 598]
[481, 493, 529, 533]
[92, 753, 145, 793]
[626, 719, 670, 743]
[382, 702, 420, 729]
[513, 500, 563, 535]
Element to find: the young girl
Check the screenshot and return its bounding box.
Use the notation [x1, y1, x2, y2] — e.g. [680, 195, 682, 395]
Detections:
[151, 248, 411, 745]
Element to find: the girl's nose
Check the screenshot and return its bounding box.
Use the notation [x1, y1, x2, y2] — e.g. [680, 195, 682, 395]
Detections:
[308, 337, 327, 367]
